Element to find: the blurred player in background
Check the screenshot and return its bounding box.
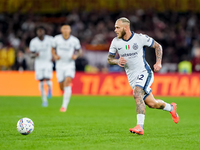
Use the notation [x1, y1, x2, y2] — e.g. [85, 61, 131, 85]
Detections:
[108, 17, 179, 135]
[29, 26, 53, 107]
[52, 25, 82, 112]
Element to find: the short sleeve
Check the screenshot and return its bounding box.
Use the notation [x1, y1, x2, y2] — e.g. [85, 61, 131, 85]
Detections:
[29, 40, 36, 52]
[75, 38, 81, 50]
[140, 34, 154, 47]
[51, 37, 57, 48]
[49, 36, 54, 47]
[109, 39, 117, 56]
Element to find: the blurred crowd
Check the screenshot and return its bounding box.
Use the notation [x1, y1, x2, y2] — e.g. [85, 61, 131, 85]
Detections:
[0, 9, 200, 73]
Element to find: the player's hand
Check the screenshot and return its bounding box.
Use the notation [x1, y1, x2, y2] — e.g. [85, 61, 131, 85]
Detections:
[154, 63, 162, 72]
[118, 57, 127, 67]
[54, 55, 60, 60]
[31, 52, 39, 58]
[72, 54, 78, 60]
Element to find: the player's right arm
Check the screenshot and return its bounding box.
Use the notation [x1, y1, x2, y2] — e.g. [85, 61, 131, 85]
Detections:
[51, 36, 60, 60]
[51, 47, 60, 60]
[108, 38, 126, 67]
[29, 39, 39, 58]
[108, 54, 119, 65]
[30, 52, 39, 58]
[108, 54, 127, 67]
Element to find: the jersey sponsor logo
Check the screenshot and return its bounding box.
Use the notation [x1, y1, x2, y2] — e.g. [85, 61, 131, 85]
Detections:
[59, 47, 69, 50]
[38, 49, 47, 51]
[132, 43, 138, 50]
[120, 52, 138, 57]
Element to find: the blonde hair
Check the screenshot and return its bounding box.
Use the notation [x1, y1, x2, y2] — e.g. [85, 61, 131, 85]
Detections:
[117, 17, 130, 27]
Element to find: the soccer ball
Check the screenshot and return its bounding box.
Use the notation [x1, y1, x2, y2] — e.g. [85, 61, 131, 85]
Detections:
[17, 118, 34, 135]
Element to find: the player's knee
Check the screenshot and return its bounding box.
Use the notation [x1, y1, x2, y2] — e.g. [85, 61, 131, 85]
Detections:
[64, 81, 71, 87]
[133, 92, 143, 101]
[64, 77, 72, 86]
[147, 102, 157, 108]
[59, 85, 64, 91]
[133, 86, 145, 100]
[133, 92, 138, 99]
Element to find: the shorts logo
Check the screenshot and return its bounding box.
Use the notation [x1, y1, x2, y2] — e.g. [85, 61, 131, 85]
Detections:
[132, 43, 138, 50]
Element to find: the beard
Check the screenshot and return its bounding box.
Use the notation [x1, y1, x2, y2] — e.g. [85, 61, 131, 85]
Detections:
[118, 29, 126, 39]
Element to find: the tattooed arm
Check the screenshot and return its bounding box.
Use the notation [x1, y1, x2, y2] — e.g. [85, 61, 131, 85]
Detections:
[107, 54, 127, 67]
[72, 48, 82, 60]
[108, 54, 119, 65]
[151, 41, 163, 72]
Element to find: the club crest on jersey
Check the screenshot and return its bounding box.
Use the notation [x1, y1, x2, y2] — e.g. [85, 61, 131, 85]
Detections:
[132, 43, 138, 50]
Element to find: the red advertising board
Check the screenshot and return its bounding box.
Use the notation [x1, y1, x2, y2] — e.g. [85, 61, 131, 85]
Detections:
[72, 72, 200, 96]
[0, 71, 200, 96]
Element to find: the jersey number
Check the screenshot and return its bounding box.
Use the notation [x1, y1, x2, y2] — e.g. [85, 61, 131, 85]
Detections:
[138, 74, 144, 80]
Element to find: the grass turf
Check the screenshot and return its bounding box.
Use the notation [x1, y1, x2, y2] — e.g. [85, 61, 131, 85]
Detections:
[0, 96, 199, 150]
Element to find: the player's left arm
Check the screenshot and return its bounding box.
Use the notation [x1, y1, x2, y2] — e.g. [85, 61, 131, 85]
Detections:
[151, 40, 163, 72]
[72, 48, 82, 60]
[72, 38, 82, 60]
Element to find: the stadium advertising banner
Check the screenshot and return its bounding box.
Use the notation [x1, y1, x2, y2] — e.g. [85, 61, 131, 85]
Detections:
[73, 72, 200, 96]
[0, 71, 200, 96]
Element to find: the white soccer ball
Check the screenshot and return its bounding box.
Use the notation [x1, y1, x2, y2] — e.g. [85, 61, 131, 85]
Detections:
[17, 118, 34, 135]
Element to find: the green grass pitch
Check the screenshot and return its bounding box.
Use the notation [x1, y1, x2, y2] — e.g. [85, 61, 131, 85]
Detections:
[0, 96, 199, 150]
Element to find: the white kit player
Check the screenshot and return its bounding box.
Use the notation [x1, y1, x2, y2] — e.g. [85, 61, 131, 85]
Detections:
[29, 26, 53, 107]
[52, 25, 82, 112]
[107, 17, 179, 135]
